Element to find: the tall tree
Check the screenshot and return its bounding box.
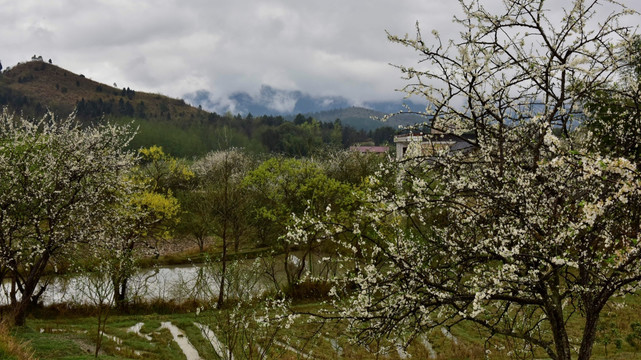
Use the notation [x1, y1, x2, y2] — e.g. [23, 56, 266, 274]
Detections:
[245, 157, 356, 294]
[105, 186, 180, 309]
[176, 190, 215, 252]
[0, 109, 135, 326]
[102, 146, 185, 308]
[191, 149, 252, 308]
[288, 1, 641, 359]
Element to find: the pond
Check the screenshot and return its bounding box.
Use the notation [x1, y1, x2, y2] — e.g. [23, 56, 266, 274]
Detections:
[0, 253, 336, 306]
[0, 263, 261, 306]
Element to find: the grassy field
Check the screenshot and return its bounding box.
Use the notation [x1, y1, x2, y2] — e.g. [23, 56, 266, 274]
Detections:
[6, 246, 641, 359]
[5, 248, 641, 359]
[9, 305, 470, 360]
[4, 294, 641, 359]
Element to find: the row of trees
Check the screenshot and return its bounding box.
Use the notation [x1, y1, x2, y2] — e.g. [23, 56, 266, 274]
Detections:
[123, 114, 395, 158]
[173, 148, 383, 306]
[0, 108, 385, 327]
[76, 97, 144, 119]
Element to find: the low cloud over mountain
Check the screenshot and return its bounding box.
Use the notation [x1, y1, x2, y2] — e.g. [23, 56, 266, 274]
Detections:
[184, 85, 426, 117]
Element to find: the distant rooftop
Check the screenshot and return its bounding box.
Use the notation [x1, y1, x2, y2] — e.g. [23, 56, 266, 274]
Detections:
[350, 145, 389, 154]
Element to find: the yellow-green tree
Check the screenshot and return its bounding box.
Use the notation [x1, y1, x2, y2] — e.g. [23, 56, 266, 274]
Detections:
[138, 145, 194, 193]
[244, 157, 357, 295]
[104, 146, 187, 308]
[105, 186, 180, 308]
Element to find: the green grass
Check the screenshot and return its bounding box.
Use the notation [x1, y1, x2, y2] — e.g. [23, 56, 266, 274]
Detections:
[7, 294, 641, 359]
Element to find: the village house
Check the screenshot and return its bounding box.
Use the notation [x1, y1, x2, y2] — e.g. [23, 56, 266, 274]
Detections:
[394, 130, 475, 160]
[349, 145, 390, 155]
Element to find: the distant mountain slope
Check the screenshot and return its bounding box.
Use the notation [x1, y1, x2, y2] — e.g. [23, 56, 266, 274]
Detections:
[0, 60, 208, 122]
[185, 86, 429, 130]
[185, 86, 353, 116]
[306, 106, 427, 131]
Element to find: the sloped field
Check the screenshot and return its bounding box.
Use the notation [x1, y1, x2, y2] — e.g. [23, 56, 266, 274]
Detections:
[11, 296, 641, 359]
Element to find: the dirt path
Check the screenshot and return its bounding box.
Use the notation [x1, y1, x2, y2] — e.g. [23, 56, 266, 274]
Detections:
[160, 322, 202, 360]
[194, 322, 232, 360]
[127, 322, 152, 341]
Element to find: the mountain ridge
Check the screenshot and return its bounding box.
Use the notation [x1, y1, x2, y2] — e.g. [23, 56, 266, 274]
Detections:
[184, 85, 428, 130]
[0, 61, 425, 131]
[184, 85, 427, 116]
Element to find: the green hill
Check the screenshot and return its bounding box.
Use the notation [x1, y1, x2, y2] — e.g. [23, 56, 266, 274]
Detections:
[0, 60, 209, 123]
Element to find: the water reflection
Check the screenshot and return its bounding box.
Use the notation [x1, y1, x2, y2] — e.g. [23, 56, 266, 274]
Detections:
[1, 253, 333, 306]
[1, 265, 229, 306]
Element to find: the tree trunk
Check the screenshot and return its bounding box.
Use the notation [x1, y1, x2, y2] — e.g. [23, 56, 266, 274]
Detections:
[549, 308, 572, 360]
[233, 234, 240, 253]
[198, 236, 205, 252]
[10, 255, 50, 326]
[217, 225, 227, 309]
[113, 278, 128, 310]
[578, 300, 606, 360]
[11, 294, 31, 327]
[578, 313, 599, 360]
[546, 270, 572, 360]
[9, 277, 17, 307]
[11, 276, 41, 326]
[95, 307, 104, 358]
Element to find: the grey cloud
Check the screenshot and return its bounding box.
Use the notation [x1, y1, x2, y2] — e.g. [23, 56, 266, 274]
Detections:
[2, 0, 641, 110]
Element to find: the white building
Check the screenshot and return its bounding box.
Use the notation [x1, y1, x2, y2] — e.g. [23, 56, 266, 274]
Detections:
[394, 131, 475, 160]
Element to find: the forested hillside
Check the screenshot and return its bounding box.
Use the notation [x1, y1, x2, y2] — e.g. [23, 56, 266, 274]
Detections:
[0, 60, 397, 157]
[0, 60, 206, 121]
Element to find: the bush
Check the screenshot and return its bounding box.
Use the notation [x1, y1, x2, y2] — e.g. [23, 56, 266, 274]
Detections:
[285, 281, 333, 301]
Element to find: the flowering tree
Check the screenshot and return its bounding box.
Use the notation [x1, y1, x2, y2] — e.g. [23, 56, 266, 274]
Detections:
[287, 1, 641, 359]
[191, 149, 253, 308]
[0, 109, 135, 326]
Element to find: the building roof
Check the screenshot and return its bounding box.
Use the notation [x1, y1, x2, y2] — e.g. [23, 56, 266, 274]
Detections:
[395, 132, 475, 143]
[350, 146, 389, 153]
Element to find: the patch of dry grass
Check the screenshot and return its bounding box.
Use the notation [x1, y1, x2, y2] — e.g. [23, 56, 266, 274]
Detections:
[0, 323, 35, 360]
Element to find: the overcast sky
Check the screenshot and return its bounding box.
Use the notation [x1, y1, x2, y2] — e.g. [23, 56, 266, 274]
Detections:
[2, 0, 640, 111]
